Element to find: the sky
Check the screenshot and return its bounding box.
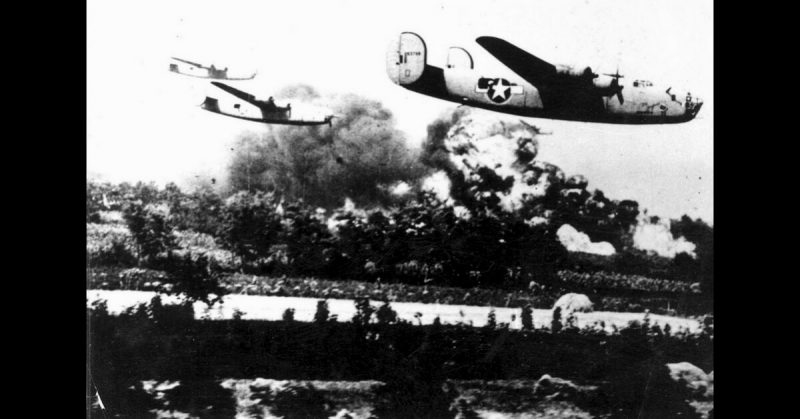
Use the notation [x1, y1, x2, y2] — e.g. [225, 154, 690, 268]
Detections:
[87, 0, 713, 223]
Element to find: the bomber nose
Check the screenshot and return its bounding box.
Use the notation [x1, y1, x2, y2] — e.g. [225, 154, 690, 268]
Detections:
[684, 93, 703, 120]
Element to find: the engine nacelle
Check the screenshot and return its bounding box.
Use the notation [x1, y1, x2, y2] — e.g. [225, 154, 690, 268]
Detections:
[386, 32, 427, 86]
[591, 74, 617, 89]
[555, 64, 595, 78]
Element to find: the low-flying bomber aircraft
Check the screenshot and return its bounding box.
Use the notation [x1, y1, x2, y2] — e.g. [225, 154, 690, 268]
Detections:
[386, 32, 703, 124]
[169, 57, 257, 80]
[200, 81, 335, 126]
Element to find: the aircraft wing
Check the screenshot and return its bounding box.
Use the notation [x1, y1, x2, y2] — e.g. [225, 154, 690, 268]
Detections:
[211, 81, 261, 104]
[171, 57, 205, 68]
[475, 36, 557, 87]
[211, 81, 284, 111]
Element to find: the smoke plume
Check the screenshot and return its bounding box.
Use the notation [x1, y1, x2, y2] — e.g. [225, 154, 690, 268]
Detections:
[227, 85, 425, 209]
[419, 107, 561, 214]
[632, 216, 697, 258]
[557, 224, 616, 256]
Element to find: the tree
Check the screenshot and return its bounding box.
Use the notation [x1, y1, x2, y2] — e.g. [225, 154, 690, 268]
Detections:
[486, 309, 497, 329]
[159, 253, 226, 305]
[216, 191, 283, 269]
[671, 215, 714, 293]
[375, 301, 398, 325]
[552, 307, 563, 333]
[314, 300, 330, 323]
[122, 200, 175, 266]
[166, 183, 224, 236]
[282, 308, 295, 322]
[352, 298, 374, 327]
[521, 305, 534, 330]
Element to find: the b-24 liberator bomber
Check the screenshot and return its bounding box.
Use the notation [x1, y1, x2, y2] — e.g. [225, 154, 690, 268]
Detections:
[170, 57, 257, 80]
[387, 32, 702, 124]
[201, 81, 335, 126]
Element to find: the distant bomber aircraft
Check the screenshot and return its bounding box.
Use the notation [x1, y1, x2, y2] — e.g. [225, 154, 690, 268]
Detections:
[169, 57, 257, 80]
[201, 81, 335, 126]
[387, 32, 703, 124]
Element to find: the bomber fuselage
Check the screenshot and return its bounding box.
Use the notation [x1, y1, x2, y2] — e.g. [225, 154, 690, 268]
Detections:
[387, 32, 702, 124]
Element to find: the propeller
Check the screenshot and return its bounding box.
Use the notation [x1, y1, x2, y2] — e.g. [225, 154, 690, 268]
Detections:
[325, 114, 341, 127]
[602, 67, 625, 105]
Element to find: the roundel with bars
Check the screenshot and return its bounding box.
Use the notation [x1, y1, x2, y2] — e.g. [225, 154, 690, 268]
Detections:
[476, 77, 522, 104]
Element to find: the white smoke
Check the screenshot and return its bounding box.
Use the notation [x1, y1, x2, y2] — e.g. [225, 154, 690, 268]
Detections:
[557, 224, 616, 256]
[326, 197, 367, 234]
[632, 217, 697, 258]
[421, 171, 453, 204]
[390, 181, 412, 196]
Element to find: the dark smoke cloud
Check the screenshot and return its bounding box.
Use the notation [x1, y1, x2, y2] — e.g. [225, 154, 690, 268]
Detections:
[226, 86, 426, 209]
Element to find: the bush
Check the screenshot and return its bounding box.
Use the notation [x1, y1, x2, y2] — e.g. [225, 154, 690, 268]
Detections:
[376, 302, 398, 325]
[165, 183, 224, 236]
[486, 309, 497, 329]
[117, 267, 168, 290]
[172, 230, 237, 271]
[282, 308, 295, 322]
[314, 300, 330, 323]
[521, 305, 533, 331]
[157, 253, 226, 305]
[122, 201, 175, 266]
[216, 191, 283, 269]
[551, 307, 563, 333]
[557, 270, 693, 293]
[86, 223, 137, 267]
[352, 298, 375, 327]
[146, 295, 195, 329]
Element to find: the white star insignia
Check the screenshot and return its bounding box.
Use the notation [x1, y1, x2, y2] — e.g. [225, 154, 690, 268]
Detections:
[491, 79, 510, 100]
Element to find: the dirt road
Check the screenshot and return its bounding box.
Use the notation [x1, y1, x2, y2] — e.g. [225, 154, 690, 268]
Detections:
[86, 290, 701, 333]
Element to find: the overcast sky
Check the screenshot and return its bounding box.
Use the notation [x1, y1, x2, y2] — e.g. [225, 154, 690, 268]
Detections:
[87, 0, 713, 223]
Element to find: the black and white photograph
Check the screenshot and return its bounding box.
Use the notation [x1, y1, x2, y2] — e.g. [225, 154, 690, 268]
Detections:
[87, 0, 714, 417]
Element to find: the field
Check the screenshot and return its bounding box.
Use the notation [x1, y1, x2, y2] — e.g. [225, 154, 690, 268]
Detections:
[87, 184, 713, 418]
[88, 301, 713, 419]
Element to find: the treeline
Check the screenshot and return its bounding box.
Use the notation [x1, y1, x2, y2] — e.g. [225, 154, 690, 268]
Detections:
[88, 297, 713, 418]
[87, 181, 712, 298]
[87, 181, 566, 290]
